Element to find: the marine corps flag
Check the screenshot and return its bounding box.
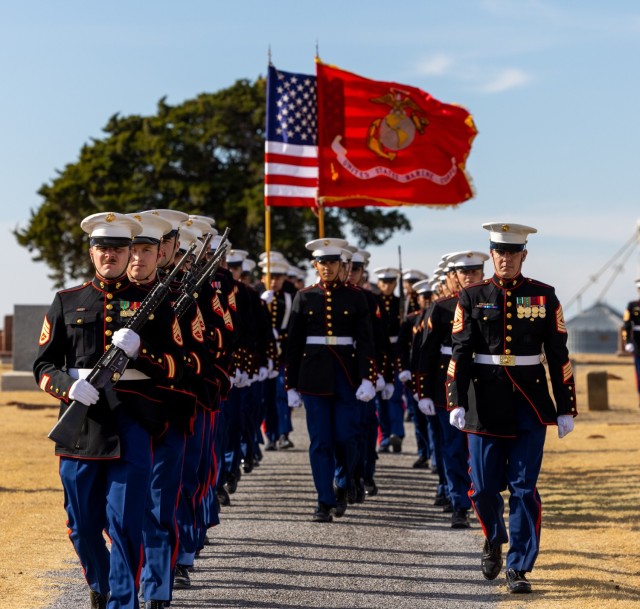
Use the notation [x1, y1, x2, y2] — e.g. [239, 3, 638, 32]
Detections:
[316, 61, 477, 207]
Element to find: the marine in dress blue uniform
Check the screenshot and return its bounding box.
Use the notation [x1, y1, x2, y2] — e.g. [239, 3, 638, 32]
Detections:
[622, 278, 640, 406]
[285, 238, 378, 522]
[34, 213, 184, 609]
[446, 223, 577, 594]
[417, 251, 489, 529]
[372, 266, 405, 453]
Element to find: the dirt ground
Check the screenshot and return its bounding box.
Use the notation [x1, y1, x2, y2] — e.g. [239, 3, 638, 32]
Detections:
[1, 354, 639, 609]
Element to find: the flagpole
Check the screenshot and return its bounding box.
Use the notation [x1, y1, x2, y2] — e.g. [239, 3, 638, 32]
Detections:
[265, 205, 271, 286]
[317, 199, 325, 238]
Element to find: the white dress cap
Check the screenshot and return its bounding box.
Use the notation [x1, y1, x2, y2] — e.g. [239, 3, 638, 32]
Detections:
[226, 249, 249, 264]
[412, 279, 433, 295]
[209, 234, 230, 251]
[483, 222, 537, 250]
[128, 212, 173, 244]
[305, 237, 349, 259]
[403, 269, 428, 282]
[189, 213, 216, 227]
[259, 259, 290, 275]
[448, 250, 490, 270]
[177, 226, 199, 252]
[188, 215, 217, 238]
[372, 267, 400, 280]
[242, 258, 256, 273]
[146, 209, 189, 233]
[81, 212, 142, 244]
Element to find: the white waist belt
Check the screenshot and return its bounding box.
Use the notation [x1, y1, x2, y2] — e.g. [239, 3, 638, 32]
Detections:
[440, 345, 452, 355]
[389, 336, 398, 344]
[633, 325, 640, 331]
[474, 354, 542, 366]
[306, 336, 354, 346]
[68, 367, 151, 381]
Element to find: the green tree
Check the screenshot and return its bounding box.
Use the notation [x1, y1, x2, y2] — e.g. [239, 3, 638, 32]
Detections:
[15, 77, 411, 287]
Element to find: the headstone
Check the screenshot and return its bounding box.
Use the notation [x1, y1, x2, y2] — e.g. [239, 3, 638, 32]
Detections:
[586, 371, 609, 411]
[0, 305, 49, 391]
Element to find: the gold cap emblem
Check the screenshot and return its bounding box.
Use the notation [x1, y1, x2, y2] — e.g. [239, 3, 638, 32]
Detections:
[105, 213, 116, 223]
[501, 224, 510, 232]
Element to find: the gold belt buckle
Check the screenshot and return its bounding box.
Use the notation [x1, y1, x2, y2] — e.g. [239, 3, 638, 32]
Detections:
[499, 354, 515, 366]
[326, 336, 337, 346]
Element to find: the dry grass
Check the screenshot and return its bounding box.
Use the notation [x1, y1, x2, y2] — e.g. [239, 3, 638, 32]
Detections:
[0, 355, 639, 608]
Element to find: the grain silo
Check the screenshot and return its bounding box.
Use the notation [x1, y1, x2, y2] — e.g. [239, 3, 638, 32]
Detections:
[566, 302, 623, 354]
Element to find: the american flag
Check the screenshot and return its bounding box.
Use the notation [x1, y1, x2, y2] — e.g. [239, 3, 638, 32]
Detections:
[264, 65, 318, 207]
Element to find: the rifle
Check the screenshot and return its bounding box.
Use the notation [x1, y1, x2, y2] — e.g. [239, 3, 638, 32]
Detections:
[47, 243, 196, 449]
[398, 245, 406, 324]
[173, 227, 230, 320]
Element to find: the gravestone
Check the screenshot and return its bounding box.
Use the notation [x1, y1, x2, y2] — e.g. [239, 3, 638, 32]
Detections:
[586, 371, 609, 411]
[0, 304, 49, 391]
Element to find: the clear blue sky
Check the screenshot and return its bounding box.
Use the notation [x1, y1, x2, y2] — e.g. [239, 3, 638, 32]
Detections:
[1, 0, 639, 324]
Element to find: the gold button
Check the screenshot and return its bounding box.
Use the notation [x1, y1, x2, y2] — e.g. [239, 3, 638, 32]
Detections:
[105, 330, 113, 336]
[107, 293, 113, 300]
[327, 322, 332, 327]
[326, 291, 331, 296]
[149, 314, 154, 320]
[506, 336, 512, 342]
[505, 349, 511, 354]
[76, 318, 83, 324]
[106, 304, 113, 310]
[106, 316, 112, 322]
[327, 314, 332, 319]
[142, 349, 148, 354]
[158, 358, 163, 363]
[507, 291, 512, 296]
[507, 313, 512, 318]
[506, 302, 512, 307]
[507, 325, 512, 330]
[536, 379, 540, 383]
[328, 330, 333, 335]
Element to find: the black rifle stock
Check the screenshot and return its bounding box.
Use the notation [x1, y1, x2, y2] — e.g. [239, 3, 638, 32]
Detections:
[47, 244, 196, 449]
[173, 227, 230, 321]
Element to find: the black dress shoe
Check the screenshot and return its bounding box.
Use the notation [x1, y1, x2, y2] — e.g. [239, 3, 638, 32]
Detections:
[241, 458, 253, 474]
[364, 479, 378, 497]
[451, 509, 470, 529]
[174, 564, 191, 589]
[347, 480, 357, 505]
[333, 484, 348, 517]
[481, 538, 503, 580]
[146, 601, 168, 609]
[378, 443, 390, 453]
[89, 590, 109, 609]
[433, 493, 449, 507]
[312, 503, 333, 523]
[412, 455, 429, 468]
[264, 440, 277, 451]
[389, 434, 403, 453]
[506, 568, 532, 593]
[224, 473, 238, 494]
[277, 434, 294, 449]
[354, 479, 366, 503]
[216, 487, 231, 507]
[442, 499, 454, 513]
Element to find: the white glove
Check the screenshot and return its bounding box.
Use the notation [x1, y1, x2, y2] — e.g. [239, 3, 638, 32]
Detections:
[230, 368, 242, 387]
[418, 398, 436, 416]
[381, 382, 395, 400]
[267, 358, 275, 372]
[413, 392, 419, 401]
[356, 379, 376, 402]
[557, 414, 575, 439]
[449, 407, 466, 430]
[111, 328, 141, 359]
[258, 367, 268, 382]
[69, 378, 100, 406]
[261, 290, 275, 304]
[375, 373, 386, 392]
[287, 388, 302, 408]
[625, 343, 635, 354]
[398, 370, 412, 383]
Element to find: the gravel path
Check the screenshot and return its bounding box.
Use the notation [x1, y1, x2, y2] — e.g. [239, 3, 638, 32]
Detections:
[44, 409, 503, 608]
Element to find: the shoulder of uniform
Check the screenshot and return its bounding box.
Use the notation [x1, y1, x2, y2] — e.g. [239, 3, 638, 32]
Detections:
[439, 294, 459, 304]
[466, 279, 489, 289]
[525, 277, 554, 289]
[299, 285, 316, 293]
[59, 282, 92, 294]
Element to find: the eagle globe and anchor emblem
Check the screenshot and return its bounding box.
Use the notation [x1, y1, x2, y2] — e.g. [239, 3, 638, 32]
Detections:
[366, 88, 429, 161]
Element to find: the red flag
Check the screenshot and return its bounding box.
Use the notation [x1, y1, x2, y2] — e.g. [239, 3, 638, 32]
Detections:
[316, 62, 477, 207]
